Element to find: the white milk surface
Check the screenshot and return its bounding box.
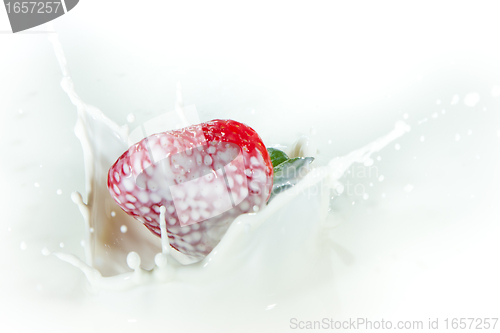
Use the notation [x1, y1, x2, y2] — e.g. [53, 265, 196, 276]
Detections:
[1, 2, 500, 332]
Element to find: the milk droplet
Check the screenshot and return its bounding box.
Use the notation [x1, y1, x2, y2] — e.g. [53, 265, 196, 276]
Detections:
[395, 144, 401, 150]
[154, 253, 168, 268]
[463, 92, 480, 107]
[363, 193, 369, 200]
[41, 247, 51, 256]
[159, 206, 170, 256]
[436, 99, 441, 105]
[420, 136, 425, 142]
[441, 109, 446, 114]
[369, 182, 373, 187]
[455, 134, 461, 141]
[89, 228, 94, 233]
[127, 252, 141, 269]
[378, 175, 385, 182]
[467, 129, 472, 136]
[334, 183, 345, 195]
[377, 156, 381, 161]
[327, 139, 332, 144]
[127, 113, 135, 123]
[266, 304, 277, 311]
[404, 184, 414, 193]
[382, 193, 386, 198]
[34, 182, 40, 188]
[56, 189, 62, 195]
[59, 242, 64, 248]
[19, 109, 24, 114]
[491, 85, 500, 97]
[432, 112, 438, 118]
[253, 205, 260, 212]
[451, 94, 460, 105]
[20, 241, 27, 250]
[111, 211, 116, 217]
[80, 240, 85, 247]
[120, 225, 128, 233]
[403, 113, 409, 119]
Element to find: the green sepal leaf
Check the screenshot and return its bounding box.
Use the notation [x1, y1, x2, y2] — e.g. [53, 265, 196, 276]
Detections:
[267, 147, 289, 168]
[267, 148, 315, 203]
[273, 157, 315, 179]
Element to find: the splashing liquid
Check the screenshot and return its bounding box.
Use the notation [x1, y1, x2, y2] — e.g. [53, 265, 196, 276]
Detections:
[47, 33, 409, 291]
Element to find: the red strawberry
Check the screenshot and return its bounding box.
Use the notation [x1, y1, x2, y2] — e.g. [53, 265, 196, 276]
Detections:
[107, 119, 273, 262]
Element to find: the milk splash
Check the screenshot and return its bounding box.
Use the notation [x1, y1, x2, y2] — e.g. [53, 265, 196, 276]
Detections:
[47, 33, 410, 291]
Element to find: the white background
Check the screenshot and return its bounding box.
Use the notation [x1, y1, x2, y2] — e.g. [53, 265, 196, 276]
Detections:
[1, 1, 500, 332]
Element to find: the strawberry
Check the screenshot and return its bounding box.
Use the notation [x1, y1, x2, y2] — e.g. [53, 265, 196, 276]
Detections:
[107, 119, 274, 261]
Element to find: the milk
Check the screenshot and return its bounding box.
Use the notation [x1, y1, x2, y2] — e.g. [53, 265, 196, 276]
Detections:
[47, 33, 409, 293]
